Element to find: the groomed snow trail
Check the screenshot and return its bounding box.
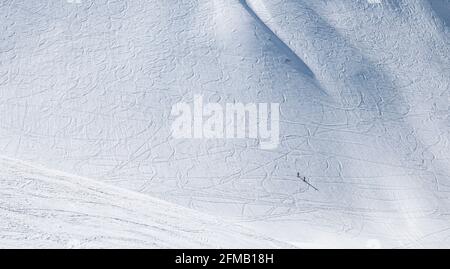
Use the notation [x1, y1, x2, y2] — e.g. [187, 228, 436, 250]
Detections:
[0, 155, 292, 248]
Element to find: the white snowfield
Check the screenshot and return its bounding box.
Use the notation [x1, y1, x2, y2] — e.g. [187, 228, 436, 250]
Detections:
[0, 156, 292, 248]
[0, 0, 449, 248]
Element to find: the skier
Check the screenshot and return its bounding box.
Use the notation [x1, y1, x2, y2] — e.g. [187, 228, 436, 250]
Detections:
[297, 173, 319, 191]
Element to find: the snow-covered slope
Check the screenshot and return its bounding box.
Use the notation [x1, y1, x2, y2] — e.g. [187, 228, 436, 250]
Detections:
[0, 155, 291, 248]
[0, 0, 449, 248]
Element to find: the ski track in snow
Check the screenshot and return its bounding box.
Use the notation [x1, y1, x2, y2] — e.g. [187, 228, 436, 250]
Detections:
[0, 155, 292, 248]
[0, 0, 449, 248]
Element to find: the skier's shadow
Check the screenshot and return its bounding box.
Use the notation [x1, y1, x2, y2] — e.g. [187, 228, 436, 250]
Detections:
[297, 173, 319, 192]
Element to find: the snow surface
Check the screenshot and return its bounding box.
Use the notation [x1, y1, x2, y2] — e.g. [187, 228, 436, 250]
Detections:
[0, 155, 291, 248]
[0, 0, 449, 248]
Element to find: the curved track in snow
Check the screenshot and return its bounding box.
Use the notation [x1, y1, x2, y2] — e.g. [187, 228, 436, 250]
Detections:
[0, 155, 291, 248]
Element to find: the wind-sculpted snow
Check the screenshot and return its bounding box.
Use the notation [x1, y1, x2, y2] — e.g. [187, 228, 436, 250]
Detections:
[0, 0, 449, 248]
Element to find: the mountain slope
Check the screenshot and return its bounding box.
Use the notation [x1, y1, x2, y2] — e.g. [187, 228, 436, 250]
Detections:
[0, 156, 290, 248]
[0, 0, 449, 248]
